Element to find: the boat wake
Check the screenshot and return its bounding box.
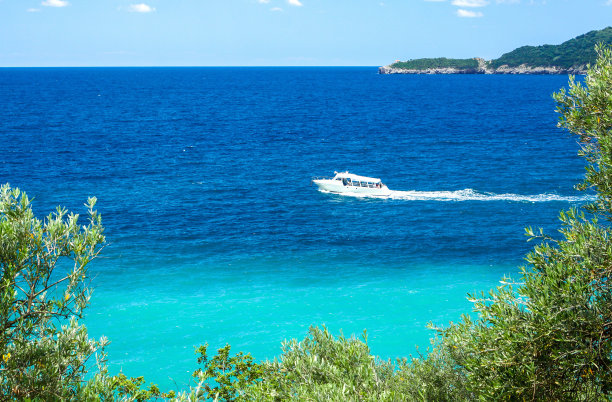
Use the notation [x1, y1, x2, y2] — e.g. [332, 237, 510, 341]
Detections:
[319, 188, 594, 202]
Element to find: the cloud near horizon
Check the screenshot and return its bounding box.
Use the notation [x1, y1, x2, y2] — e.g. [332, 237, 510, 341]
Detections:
[426, 0, 490, 18]
[452, 0, 489, 7]
[457, 8, 484, 17]
[128, 3, 156, 13]
[258, 0, 300, 11]
[41, 0, 69, 7]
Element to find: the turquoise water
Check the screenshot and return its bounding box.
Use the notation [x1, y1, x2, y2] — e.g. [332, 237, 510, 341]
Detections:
[1, 67, 588, 389]
[90, 254, 516, 386]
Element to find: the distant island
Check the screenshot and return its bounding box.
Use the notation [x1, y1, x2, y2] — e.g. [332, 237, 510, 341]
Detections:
[379, 27, 612, 75]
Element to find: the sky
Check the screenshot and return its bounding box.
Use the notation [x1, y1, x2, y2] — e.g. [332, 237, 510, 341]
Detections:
[1, 0, 611, 66]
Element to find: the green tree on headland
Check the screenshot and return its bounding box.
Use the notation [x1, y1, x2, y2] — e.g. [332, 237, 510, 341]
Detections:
[490, 27, 612, 69]
[3, 45, 612, 400]
[390, 57, 479, 71]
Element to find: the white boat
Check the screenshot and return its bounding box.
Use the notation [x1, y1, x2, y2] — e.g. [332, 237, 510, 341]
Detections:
[312, 171, 392, 197]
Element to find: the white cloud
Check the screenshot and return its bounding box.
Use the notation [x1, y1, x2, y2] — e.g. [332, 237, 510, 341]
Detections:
[258, 0, 270, 3]
[128, 3, 155, 13]
[457, 8, 484, 16]
[606, 0, 612, 5]
[271, 6, 283, 11]
[424, 0, 447, 2]
[41, 0, 69, 7]
[27, 7, 41, 12]
[287, 0, 303, 6]
[452, 0, 488, 6]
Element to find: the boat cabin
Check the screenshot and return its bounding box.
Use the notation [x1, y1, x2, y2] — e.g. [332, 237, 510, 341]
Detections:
[333, 171, 384, 188]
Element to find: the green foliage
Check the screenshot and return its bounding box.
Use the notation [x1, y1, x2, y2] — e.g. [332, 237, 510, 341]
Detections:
[188, 343, 268, 401]
[178, 327, 470, 401]
[395, 341, 471, 401]
[0, 184, 106, 399]
[423, 44, 612, 400]
[179, 327, 396, 401]
[439, 210, 612, 399]
[0, 184, 172, 401]
[555, 44, 612, 217]
[248, 326, 397, 400]
[81, 361, 175, 402]
[490, 27, 612, 68]
[390, 57, 479, 71]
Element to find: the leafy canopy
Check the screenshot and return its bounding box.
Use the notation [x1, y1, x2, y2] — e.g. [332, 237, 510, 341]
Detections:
[0, 185, 172, 400]
[390, 57, 479, 71]
[432, 44, 612, 400]
[491, 27, 612, 69]
[0, 185, 105, 399]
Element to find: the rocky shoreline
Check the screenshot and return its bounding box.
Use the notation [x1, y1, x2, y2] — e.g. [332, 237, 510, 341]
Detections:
[378, 58, 586, 75]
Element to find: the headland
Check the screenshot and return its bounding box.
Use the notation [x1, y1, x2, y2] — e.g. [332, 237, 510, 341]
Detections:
[380, 27, 612, 75]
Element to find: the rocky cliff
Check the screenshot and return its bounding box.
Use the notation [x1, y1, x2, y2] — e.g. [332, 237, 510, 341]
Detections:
[379, 58, 587, 75]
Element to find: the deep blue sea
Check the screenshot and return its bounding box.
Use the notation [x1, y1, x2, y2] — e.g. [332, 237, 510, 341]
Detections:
[1, 67, 588, 389]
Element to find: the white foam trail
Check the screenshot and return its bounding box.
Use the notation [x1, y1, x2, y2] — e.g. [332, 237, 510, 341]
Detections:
[320, 188, 594, 202]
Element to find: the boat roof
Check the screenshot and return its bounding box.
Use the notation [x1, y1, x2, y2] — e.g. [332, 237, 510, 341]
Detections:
[333, 171, 382, 183]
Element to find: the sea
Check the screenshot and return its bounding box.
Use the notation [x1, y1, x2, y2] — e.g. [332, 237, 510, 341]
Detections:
[0, 67, 589, 390]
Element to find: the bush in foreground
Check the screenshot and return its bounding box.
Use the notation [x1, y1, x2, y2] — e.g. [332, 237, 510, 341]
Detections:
[0, 186, 171, 400]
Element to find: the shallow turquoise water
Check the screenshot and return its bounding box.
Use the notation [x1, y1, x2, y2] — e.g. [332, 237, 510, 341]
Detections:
[88, 255, 516, 387]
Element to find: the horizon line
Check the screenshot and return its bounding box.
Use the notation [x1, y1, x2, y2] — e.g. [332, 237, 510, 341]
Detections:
[0, 65, 381, 68]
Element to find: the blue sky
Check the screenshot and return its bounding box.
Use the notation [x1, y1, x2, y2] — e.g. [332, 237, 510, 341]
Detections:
[1, 0, 611, 66]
